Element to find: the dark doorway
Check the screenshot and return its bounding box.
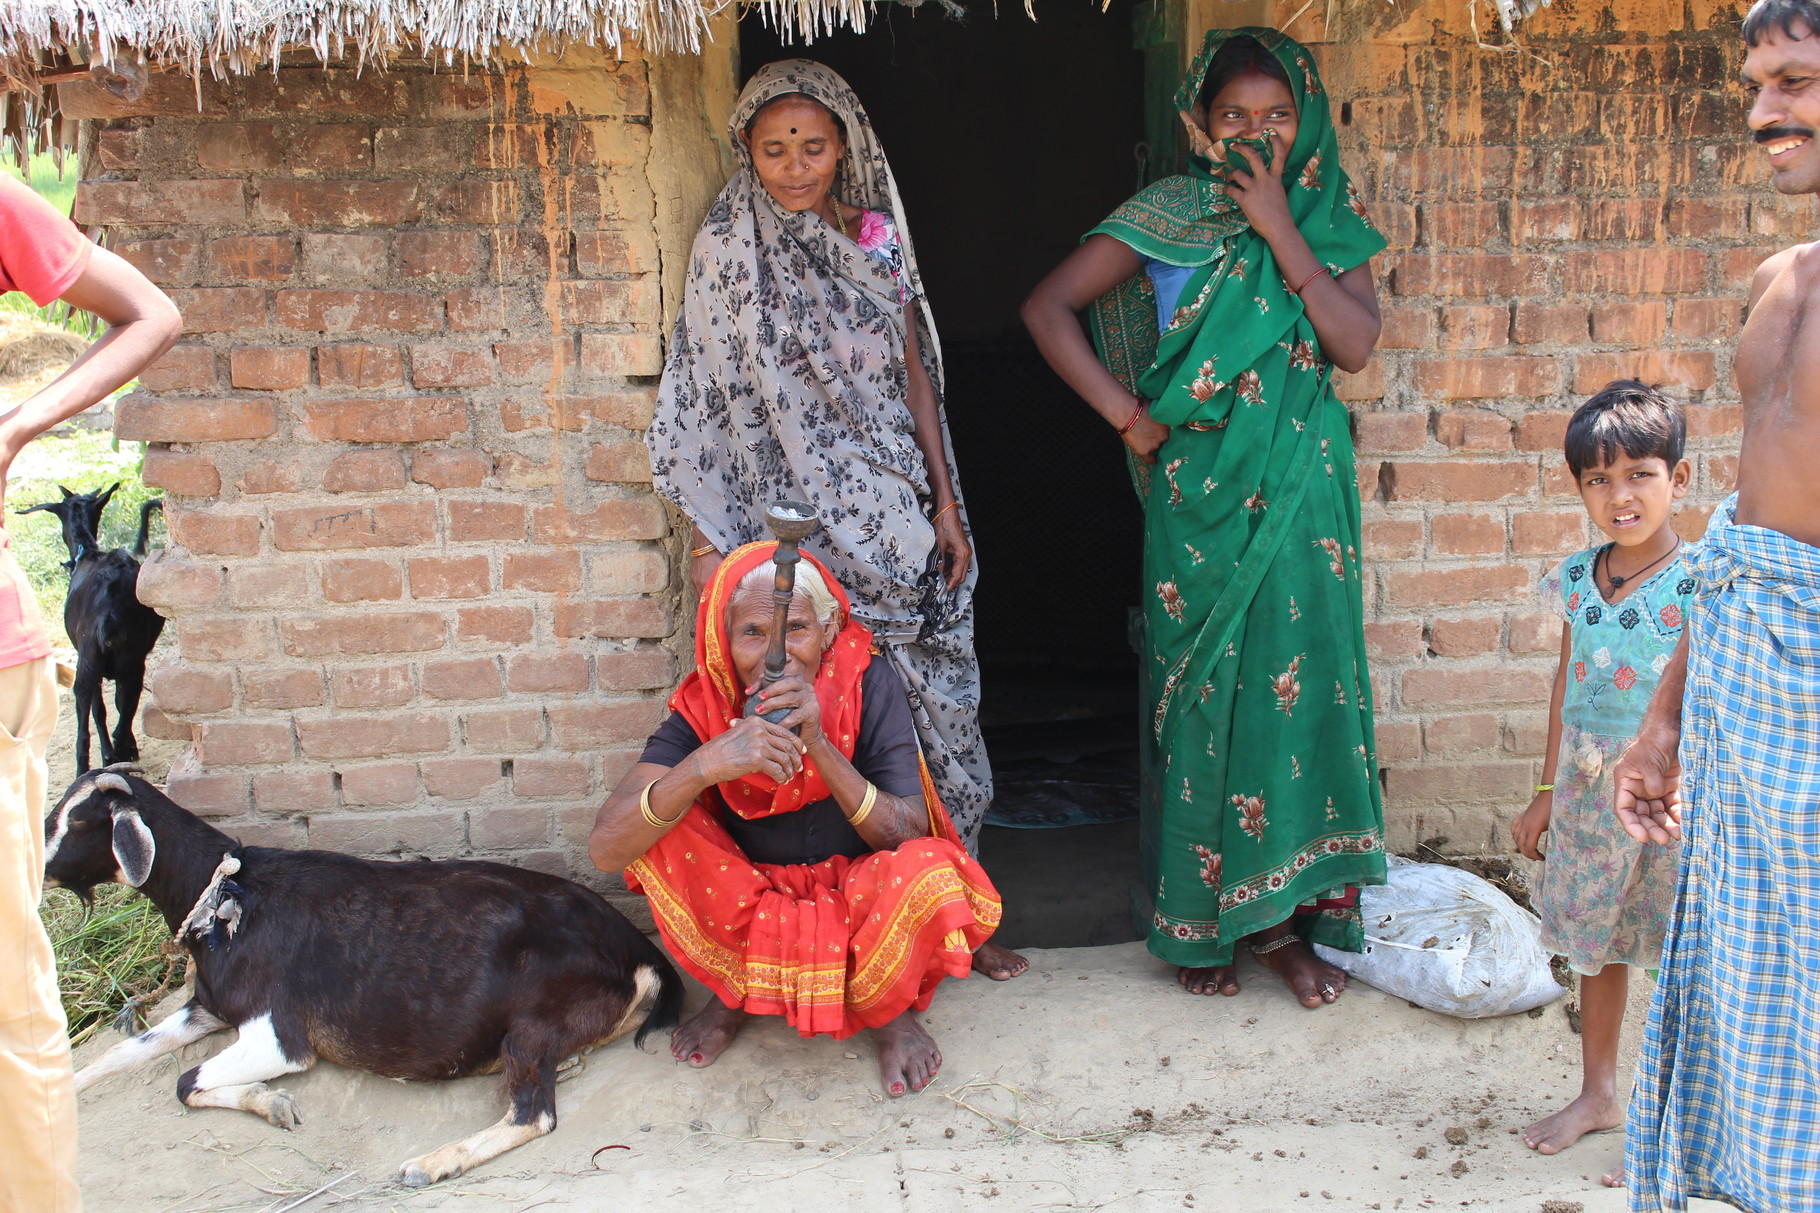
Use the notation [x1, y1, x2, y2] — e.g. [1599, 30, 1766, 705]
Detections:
[741, 2, 1149, 949]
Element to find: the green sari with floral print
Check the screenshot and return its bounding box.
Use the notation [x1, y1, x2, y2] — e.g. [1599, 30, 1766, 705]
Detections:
[1089, 27, 1387, 967]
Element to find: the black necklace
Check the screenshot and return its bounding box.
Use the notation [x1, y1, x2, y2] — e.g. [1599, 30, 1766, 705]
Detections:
[1603, 539, 1680, 589]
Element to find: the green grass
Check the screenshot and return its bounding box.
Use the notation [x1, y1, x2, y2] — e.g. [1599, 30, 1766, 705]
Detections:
[8, 430, 162, 645]
[0, 153, 94, 337]
[41, 885, 180, 1046]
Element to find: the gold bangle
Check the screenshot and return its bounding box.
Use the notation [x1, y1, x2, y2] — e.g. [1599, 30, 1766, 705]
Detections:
[931, 501, 960, 525]
[1534, 784, 1555, 793]
[690, 544, 718, 559]
[640, 779, 685, 829]
[849, 781, 878, 828]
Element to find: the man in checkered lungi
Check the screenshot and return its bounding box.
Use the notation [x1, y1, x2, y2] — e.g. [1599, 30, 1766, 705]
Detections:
[1611, 2, 1820, 1208]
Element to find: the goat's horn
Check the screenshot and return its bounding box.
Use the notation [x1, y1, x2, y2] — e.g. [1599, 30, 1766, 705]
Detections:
[93, 774, 134, 794]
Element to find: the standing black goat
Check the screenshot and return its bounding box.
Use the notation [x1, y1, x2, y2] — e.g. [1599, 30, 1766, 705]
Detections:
[45, 767, 685, 1187]
[16, 483, 164, 772]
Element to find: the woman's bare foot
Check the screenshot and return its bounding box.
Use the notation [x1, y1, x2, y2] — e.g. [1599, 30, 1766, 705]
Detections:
[1250, 929, 1346, 1008]
[671, 1001, 749, 1068]
[972, 940, 1029, 981]
[873, 1011, 941, 1097]
[1178, 965, 1241, 996]
[1522, 1091, 1623, 1154]
[1602, 1164, 1625, 1187]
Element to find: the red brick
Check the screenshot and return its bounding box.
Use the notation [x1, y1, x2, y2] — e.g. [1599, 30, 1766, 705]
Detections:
[1363, 518, 1424, 560]
[1720, 246, 1782, 286]
[396, 231, 483, 278]
[1673, 297, 1743, 342]
[298, 713, 451, 761]
[1686, 404, 1744, 438]
[1435, 409, 1513, 451]
[241, 667, 326, 710]
[149, 662, 234, 713]
[531, 499, 666, 544]
[1571, 352, 1716, 395]
[273, 502, 437, 551]
[1333, 362, 1386, 404]
[553, 598, 668, 640]
[573, 229, 660, 277]
[493, 453, 557, 491]
[76, 179, 246, 226]
[1705, 453, 1740, 493]
[411, 345, 493, 388]
[317, 344, 403, 388]
[1559, 249, 1709, 296]
[321, 558, 403, 603]
[1421, 201, 1504, 250]
[1438, 305, 1510, 352]
[1412, 357, 1560, 400]
[597, 646, 674, 691]
[229, 347, 310, 390]
[577, 332, 664, 378]
[508, 652, 590, 694]
[320, 450, 407, 494]
[1364, 619, 1423, 663]
[310, 811, 462, 857]
[417, 758, 501, 802]
[423, 181, 518, 226]
[548, 700, 667, 750]
[422, 657, 503, 700]
[1383, 762, 1533, 809]
[300, 233, 388, 280]
[135, 557, 221, 610]
[194, 123, 281, 171]
[1423, 713, 1500, 756]
[463, 707, 545, 751]
[449, 500, 528, 543]
[471, 806, 551, 850]
[1584, 198, 1664, 244]
[1392, 254, 1550, 298]
[116, 395, 277, 443]
[1379, 146, 1517, 195]
[1429, 615, 1502, 656]
[580, 439, 651, 484]
[174, 616, 272, 662]
[1514, 409, 1571, 452]
[502, 389, 657, 433]
[340, 762, 421, 806]
[559, 278, 658, 327]
[253, 769, 335, 814]
[292, 124, 375, 172]
[1383, 460, 1533, 502]
[1513, 510, 1587, 554]
[329, 663, 414, 708]
[1510, 611, 1563, 655]
[255, 180, 421, 227]
[114, 238, 198, 286]
[1543, 462, 1580, 500]
[409, 555, 491, 600]
[457, 606, 534, 645]
[1399, 666, 1551, 708]
[168, 288, 267, 332]
[1591, 302, 1668, 347]
[502, 550, 581, 593]
[1430, 513, 1505, 555]
[301, 397, 465, 443]
[1381, 564, 1532, 607]
[1511, 197, 1581, 243]
[141, 450, 220, 497]
[412, 449, 490, 489]
[588, 548, 669, 596]
[197, 720, 295, 766]
[167, 508, 261, 556]
[207, 236, 296, 282]
[1513, 303, 1588, 346]
[1353, 411, 1428, 454]
[164, 764, 248, 819]
[276, 289, 439, 333]
[138, 346, 215, 392]
[282, 612, 445, 656]
[513, 756, 590, 797]
[494, 339, 562, 383]
[96, 128, 139, 171]
[1374, 720, 1421, 764]
[1378, 306, 1433, 350]
[446, 286, 507, 331]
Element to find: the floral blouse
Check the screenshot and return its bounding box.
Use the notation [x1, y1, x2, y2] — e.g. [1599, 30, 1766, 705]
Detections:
[1541, 545, 1696, 739]
[854, 210, 910, 303]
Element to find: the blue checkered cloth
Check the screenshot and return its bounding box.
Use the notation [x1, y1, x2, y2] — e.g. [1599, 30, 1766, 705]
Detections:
[1628, 495, 1820, 1212]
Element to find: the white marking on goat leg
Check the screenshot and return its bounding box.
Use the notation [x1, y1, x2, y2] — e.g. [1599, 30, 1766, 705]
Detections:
[601, 963, 664, 1046]
[75, 1004, 228, 1094]
[396, 1110, 556, 1188]
[180, 1014, 313, 1129]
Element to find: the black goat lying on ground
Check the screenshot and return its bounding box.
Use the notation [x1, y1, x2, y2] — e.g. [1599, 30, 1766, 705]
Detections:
[44, 767, 685, 1187]
[16, 483, 164, 772]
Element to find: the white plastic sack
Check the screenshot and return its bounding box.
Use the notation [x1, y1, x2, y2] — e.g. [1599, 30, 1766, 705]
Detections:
[1311, 856, 1565, 1018]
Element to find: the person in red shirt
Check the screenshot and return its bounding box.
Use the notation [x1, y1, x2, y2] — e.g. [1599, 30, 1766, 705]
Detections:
[0, 172, 180, 1213]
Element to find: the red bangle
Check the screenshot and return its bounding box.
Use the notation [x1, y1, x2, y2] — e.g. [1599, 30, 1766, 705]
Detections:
[1290, 267, 1329, 296]
[1118, 401, 1146, 435]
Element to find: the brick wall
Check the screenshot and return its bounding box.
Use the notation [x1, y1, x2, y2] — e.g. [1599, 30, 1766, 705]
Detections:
[1281, 0, 1762, 851]
[69, 47, 733, 890]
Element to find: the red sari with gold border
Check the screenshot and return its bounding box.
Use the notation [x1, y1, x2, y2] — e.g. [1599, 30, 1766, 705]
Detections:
[626, 543, 1002, 1039]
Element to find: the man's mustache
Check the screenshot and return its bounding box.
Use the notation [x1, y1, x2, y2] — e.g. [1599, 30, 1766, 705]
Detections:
[1755, 125, 1817, 143]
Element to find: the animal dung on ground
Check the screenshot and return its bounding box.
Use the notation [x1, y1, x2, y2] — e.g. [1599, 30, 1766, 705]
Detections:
[1444, 1126, 1468, 1145]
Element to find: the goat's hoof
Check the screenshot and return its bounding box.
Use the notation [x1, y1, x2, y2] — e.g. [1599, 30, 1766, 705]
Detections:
[264, 1090, 302, 1130]
[395, 1162, 435, 1189]
[555, 1054, 586, 1083]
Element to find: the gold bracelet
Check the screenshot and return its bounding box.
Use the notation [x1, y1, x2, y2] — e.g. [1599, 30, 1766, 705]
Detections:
[690, 544, 718, 559]
[930, 501, 960, 525]
[849, 781, 878, 828]
[640, 779, 685, 829]
[1534, 784, 1555, 793]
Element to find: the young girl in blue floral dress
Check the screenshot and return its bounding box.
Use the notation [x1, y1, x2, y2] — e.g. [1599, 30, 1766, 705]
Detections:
[1511, 380, 1694, 1161]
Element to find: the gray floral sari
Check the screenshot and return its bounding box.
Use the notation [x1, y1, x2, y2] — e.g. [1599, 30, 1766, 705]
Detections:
[647, 60, 993, 844]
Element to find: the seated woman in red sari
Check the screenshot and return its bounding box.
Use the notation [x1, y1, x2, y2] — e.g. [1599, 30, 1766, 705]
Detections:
[589, 542, 1003, 1097]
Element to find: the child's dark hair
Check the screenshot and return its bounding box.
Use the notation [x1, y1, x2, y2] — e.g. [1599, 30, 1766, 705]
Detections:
[1743, 0, 1820, 45]
[1197, 35, 1293, 112]
[1563, 380, 1686, 479]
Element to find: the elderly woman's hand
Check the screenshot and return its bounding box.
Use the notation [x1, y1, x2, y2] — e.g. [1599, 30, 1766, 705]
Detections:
[749, 673, 825, 748]
[933, 508, 972, 590]
[1224, 130, 1294, 243]
[693, 715, 807, 784]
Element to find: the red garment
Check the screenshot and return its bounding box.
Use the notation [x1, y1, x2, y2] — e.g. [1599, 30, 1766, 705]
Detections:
[627, 542, 1002, 1039]
[0, 176, 91, 306]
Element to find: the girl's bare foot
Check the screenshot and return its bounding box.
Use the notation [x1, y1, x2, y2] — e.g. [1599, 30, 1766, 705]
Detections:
[670, 1001, 748, 1068]
[873, 1011, 941, 1097]
[972, 940, 1029, 980]
[1522, 1091, 1623, 1154]
[1250, 928, 1346, 1008]
[1178, 965, 1241, 996]
[1602, 1164, 1625, 1187]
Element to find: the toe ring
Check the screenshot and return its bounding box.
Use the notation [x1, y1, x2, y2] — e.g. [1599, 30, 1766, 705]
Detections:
[1320, 983, 1337, 998]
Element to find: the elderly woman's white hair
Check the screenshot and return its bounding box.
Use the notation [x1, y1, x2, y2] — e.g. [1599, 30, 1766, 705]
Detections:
[734, 558, 843, 635]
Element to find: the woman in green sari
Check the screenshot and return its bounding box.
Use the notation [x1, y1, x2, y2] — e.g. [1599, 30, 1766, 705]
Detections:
[1023, 28, 1387, 1008]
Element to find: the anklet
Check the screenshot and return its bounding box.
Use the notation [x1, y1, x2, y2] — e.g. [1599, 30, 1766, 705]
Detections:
[1249, 933, 1301, 956]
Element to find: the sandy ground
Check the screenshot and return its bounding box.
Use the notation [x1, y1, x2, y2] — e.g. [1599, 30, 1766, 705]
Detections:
[65, 937, 1734, 1213]
[43, 672, 186, 798]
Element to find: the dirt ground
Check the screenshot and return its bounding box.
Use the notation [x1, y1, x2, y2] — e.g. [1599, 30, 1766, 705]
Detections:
[43, 674, 186, 800]
[66, 937, 1731, 1213]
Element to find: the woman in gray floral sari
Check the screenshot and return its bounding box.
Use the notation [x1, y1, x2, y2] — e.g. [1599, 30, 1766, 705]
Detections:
[648, 61, 1022, 980]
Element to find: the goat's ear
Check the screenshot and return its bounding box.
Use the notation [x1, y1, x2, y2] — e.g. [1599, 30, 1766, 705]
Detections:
[13, 501, 58, 517]
[111, 809, 155, 887]
[97, 482, 120, 507]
